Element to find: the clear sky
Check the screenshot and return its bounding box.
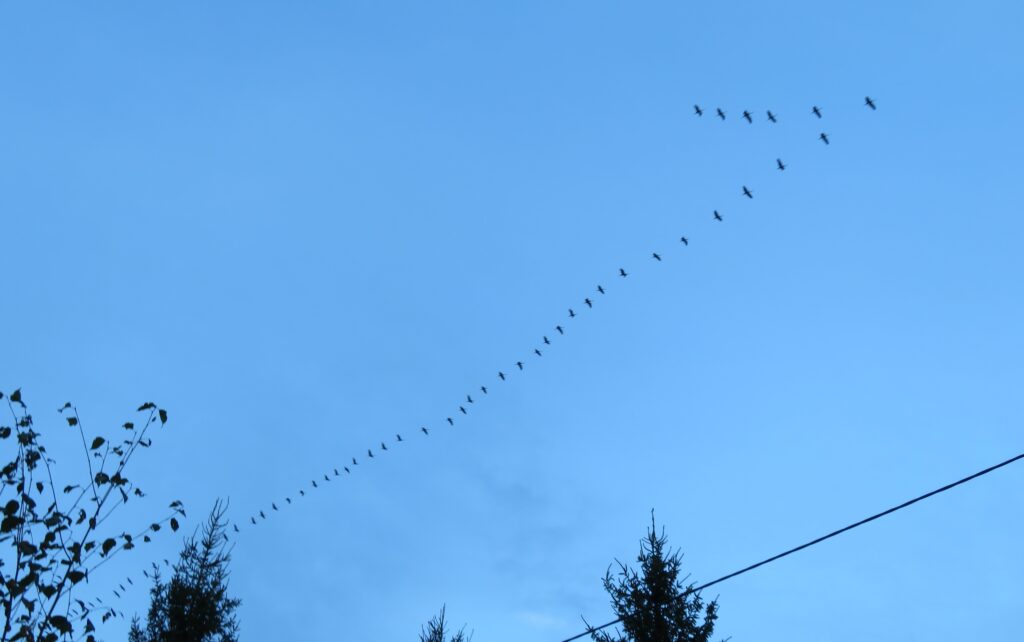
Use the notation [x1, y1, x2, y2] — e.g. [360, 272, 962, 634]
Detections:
[2, 2, 1022, 640]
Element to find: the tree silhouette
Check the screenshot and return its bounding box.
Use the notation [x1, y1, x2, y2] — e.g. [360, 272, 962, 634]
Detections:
[588, 513, 719, 642]
[128, 500, 239, 642]
[0, 389, 184, 642]
[419, 605, 470, 642]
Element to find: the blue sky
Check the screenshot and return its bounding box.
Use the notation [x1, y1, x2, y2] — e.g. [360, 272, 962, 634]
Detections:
[2, 2, 1022, 640]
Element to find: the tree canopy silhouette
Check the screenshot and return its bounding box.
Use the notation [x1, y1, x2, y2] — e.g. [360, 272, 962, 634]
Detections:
[419, 605, 470, 642]
[0, 389, 183, 642]
[128, 500, 239, 642]
[588, 513, 719, 642]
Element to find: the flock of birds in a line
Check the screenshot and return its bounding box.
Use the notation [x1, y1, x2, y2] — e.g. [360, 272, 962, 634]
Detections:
[87, 97, 878, 617]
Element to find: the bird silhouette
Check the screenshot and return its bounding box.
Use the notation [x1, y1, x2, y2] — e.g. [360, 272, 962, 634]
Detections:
[300, 490, 305, 496]
[344, 466, 351, 473]
[652, 252, 662, 261]
[447, 417, 454, 425]
[767, 110, 777, 123]
[534, 348, 542, 357]
[466, 394, 474, 403]
[812, 105, 822, 118]
[619, 268, 628, 277]
[334, 468, 340, 475]
[352, 457, 358, 465]
[396, 434, 403, 442]
[555, 325, 564, 335]
[233, 524, 240, 533]
[250, 517, 256, 525]
[367, 449, 373, 458]
[680, 236, 689, 245]
[312, 479, 318, 487]
[113, 590, 120, 599]
[324, 474, 330, 481]
[743, 110, 753, 123]
[716, 108, 726, 120]
[742, 186, 753, 199]
[498, 371, 506, 380]
[286, 497, 293, 504]
[568, 308, 576, 318]
[597, 285, 605, 294]
[694, 104, 703, 116]
[421, 426, 429, 435]
[260, 511, 266, 519]
[584, 298, 592, 308]
[777, 158, 786, 171]
[819, 132, 830, 145]
[516, 361, 524, 370]
[543, 336, 550, 345]
[459, 406, 467, 414]
[714, 210, 723, 221]
[865, 96, 876, 110]
[381, 442, 388, 451]
[480, 386, 488, 394]
[272, 503, 278, 511]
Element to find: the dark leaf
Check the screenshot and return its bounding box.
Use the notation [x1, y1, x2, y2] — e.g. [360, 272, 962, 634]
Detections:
[122, 422, 134, 430]
[58, 402, 72, 411]
[68, 570, 86, 584]
[100, 538, 116, 556]
[158, 409, 167, 425]
[17, 541, 37, 556]
[50, 615, 72, 634]
[3, 500, 18, 515]
[137, 402, 155, 411]
[10, 388, 24, 407]
[169, 518, 179, 532]
[0, 427, 9, 439]
[90, 437, 105, 450]
[66, 417, 78, 427]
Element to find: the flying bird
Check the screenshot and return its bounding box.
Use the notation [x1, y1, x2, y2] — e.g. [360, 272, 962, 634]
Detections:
[767, 110, 777, 123]
[480, 386, 488, 394]
[516, 361, 524, 370]
[742, 110, 753, 123]
[334, 468, 340, 475]
[555, 325, 564, 335]
[233, 524, 240, 533]
[568, 308, 576, 318]
[777, 158, 786, 171]
[466, 394, 474, 403]
[819, 132, 830, 145]
[447, 417, 454, 426]
[272, 503, 278, 511]
[380, 442, 388, 451]
[324, 474, 330, 481]
[597, 285, 605, 294]
[714, 210, 723, 221]
[534, 348, 542, 357]
[680, 236, 689, 245]
[652, 252, 662, 261]
[716, 108, 726, 120]
[300, 490, 305, 497]
[543, 336, 550, 345]
[286, 497, 292, 503]
[343, 467, 350, 473]
[260, 511, 266, 519]
[865, 96, 876, 110]
[459, 406, 467, 414]
[619, 268, 628, 277]
[812, 105, 822, 118]
[396, 433, 403, 442]
[499, 371, 506, 380]
[312, 479, 318, 487]
[694, 104, 703, 116]
[742, 186, 753, 199]
[250, 517, 256, 525]
[584, 298, 592, 308]
[367, 449, 373, 459]
[352, 457, 358, 465]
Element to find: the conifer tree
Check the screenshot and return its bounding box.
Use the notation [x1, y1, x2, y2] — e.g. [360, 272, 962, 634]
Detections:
[129, 500, 240, 642]
[419, 605, 470, 642]
[589, 513, 718, 642]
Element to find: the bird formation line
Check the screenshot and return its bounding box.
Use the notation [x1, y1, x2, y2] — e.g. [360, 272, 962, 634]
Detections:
[99, 97, 878, 609]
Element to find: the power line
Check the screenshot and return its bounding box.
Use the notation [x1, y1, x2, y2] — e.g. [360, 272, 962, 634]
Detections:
[561, 449, 1024, 642]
